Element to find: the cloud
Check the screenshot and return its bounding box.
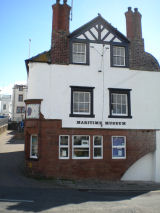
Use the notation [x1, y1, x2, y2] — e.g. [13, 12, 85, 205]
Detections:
[0, 81, 27, 95]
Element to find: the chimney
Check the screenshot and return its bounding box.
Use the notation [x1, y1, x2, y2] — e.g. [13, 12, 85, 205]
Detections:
[125, 7, 143, 41]
[51, 0, 71, 64]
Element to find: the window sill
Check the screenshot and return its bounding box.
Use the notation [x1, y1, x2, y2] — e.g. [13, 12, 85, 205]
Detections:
[108, 115, 132, 119]
[70, 114, 95, 118]
[29, 157, 39, 161]
[71, 62, 89, 65]
[111, 65, 128, 68]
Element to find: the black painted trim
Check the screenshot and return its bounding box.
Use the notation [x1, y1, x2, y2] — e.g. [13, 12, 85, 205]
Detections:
[108, 88, 132, 119]
[110, 43, 129, 68]
[70, 86, 95, 118]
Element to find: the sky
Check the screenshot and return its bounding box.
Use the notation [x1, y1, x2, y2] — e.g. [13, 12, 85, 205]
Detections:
[0, 0, 160, 95]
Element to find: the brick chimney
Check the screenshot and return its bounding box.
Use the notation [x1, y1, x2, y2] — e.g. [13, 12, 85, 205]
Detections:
[51, 0, 71, 64]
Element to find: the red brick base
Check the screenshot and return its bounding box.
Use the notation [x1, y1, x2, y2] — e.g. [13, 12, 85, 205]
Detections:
[25, 119, 156, 180]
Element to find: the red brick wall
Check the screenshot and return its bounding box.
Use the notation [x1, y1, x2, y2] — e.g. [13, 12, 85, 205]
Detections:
[25, 119, 156, 180]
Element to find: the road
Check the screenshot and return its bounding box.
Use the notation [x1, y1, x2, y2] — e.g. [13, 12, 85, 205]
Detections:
[0, 131, 160, 213]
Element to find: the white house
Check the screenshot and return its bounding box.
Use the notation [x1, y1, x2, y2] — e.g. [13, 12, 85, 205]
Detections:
[12, 84, 27, 122]
[24, 0, 160, 182]
[0, 94, 11, 118]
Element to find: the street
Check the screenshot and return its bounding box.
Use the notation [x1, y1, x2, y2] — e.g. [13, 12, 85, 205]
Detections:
[0, 131, 160, 213]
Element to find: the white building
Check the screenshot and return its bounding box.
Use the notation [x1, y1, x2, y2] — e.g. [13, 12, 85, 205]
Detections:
[24, 1, 160, 182]
[12, 84, 27, 122]
[0, 94, 11, 118]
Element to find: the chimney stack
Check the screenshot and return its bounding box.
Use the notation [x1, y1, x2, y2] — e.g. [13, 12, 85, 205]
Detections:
[51, 0, 71, 64]
[125, 7, 142, 41]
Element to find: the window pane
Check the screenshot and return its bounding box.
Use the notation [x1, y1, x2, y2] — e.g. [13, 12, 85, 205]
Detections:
[112, 104, 117, 114]
[117, 104, 121, 114]
[94, 136, 102, 145]
[122, 94, 126, 104]
[60, 136, 68, 145]
[60, 148, 68, 157]
[113, 137, 125, 146]
[79, 92, 84, 102]
[122, 105, 126, 114]
[112, 94, 116, 103]
[113, 148, 125, 158]
[72, 43, 86, 63]
[94, 148, 102, 157]
[31, 136, 38, 157]
[73, 148, 89, 157]
[73, 92, 79, 102]
[84, 92, 90, 102]
[73, 103, 78, 112]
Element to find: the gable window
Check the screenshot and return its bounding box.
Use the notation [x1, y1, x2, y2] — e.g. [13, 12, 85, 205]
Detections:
[112, 136, 126, 159]
[108, 88, 132, 118]
[59, 136, 69, 159]
[93, 136, 103, 159]
[72, 135, 90, 159]
[19, 86, 23, 91]
[18, 94, 23, 102]
[30, 135, 38, 159]
[111, 45, 128, 67]
[70, 86, 95, 118]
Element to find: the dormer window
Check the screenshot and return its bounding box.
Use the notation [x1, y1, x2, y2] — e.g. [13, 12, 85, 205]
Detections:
[71, 42, 89, 65]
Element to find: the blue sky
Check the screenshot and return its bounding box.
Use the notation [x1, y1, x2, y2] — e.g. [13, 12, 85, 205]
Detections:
[0, 0, 160, 94]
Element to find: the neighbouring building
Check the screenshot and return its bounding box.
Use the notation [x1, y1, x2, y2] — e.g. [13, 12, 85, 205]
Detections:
[25, 0, 160, 182]
[12, 84, 27, 122]
[0, 94, 12, 118]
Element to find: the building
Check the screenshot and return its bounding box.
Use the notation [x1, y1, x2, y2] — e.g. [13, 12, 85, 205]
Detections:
[12, 84, 27, 122]
[25, 0, 160, 182]
[0, 94, 11, 118]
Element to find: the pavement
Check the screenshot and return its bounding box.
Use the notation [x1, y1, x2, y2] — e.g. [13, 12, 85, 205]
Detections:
[1, 130, 160, 192]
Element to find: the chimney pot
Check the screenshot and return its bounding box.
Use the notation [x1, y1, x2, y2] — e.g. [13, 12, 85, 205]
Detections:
[56, 0, 60, 4]
[134, 8, 138, 12]
[63, 0, 67, 4]
[128, 7, 132, 11]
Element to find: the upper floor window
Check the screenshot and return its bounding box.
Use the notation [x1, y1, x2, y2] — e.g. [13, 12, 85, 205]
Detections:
[72, 43, 86, 64]
[3, 104, 6, 110]
[16, 107, 25, 113]
[18, 94, 23, 102]
[111, 45, 128, 67]
[70, 86, 95, 118]
[19, 86, 23, 91]
[108, 88, 132, 119]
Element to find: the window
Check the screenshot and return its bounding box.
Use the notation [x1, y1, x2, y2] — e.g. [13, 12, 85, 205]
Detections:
[19, 86, 23, 91]
[30, 135, 38, 159]
[112, 136, 126, 159]
[59, 136, 69, 159]
[3, 104, 6, 110]
[108, 88, 132, 118]
[16, 107, 25, 113]
[111, 45, 128, 67]
[72, 135, 90, 159]
[70, 86, 95, 117]
[93, 136, 103, 159]
[18, 94, 23, 102]
[72, 43, 86, 64]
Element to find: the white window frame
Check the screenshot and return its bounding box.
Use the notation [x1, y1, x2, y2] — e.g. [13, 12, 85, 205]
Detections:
[112, 136, 126, 159]
[113, 46, 125, 66]
[30, 134, 38, 159]
[93, 136, 103, 159]
[59, 135, 69, 159]
[73, 91, 91, 115]
[111, 93, 128, 116]
[72, 135, 90, 159]
[72, 43, 86, 64]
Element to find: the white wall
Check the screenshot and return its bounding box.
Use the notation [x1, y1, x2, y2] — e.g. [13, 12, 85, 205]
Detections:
[27, 43, 160, 130]
[154, 131, 160, 182]
[121, 153, 154, 181]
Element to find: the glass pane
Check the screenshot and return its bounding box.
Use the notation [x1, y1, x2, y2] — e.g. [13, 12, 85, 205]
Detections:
[31, 136, 38, 157]
[113, 137, 125, 146]
[79, 103, 85, 112]
[60, 148, 68, 157]
[117, 47, 120, 55]
[113, 148, 125, 158]
[117, 94, 121, 104]
[122, 105, 126, 114]
[94, 148, 102, 157]
[60, 136, 68, 145]
[84, 92, 90, 102]
[84, 103, 89, 113]
[73, 136, 89, 146]
[74, 148, 89, 157]
[113, 47, 116, 55]
[94, 136, 102, 145]
[112, 94, 116, 103]
[122, 94, 126, 104]
[112, 104, 117, 114]
[73, 92, 79, 102]
[117, 104, 121, 114]
[79, 92, 84, 102]
[73, 103, 78, 112]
